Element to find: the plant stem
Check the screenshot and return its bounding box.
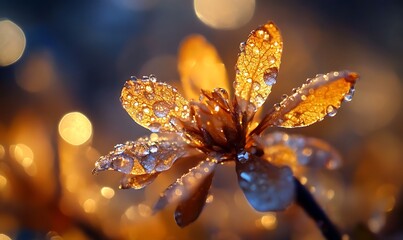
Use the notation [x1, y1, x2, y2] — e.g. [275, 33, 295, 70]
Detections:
[294, 177, 342, 240]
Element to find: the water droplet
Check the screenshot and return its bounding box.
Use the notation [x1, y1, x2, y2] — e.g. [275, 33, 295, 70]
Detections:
[235, 68, 240, 75]
[252, 82, 260, 90]
[323, 75, 329, 81]
[255, 94, 265, 106]
[333, 72, 340, 77]
[149, 123, 161, 132]
[114, 144, 126, 154]
[149, 74, 157, 82]
[240, 172, 252, 182]
[145, 85, 152, 92]
[301, 95, 307, 101]
[152, 101, 170, 118]
[344, 87, 355, 102]
[326, 105, 337, 117]
[143, 107, 151, 114]
[308, 88, 314, 94]
[142, 75, 149, 81]
[268, 56, 276, 64]
[315, 74, 323, 78]
[306, 78, 313, 84]
[149, 144, 158, 153]
[239, 42, 246, 52]
[281, 94, 288, 100]
[130, 76, 137, 81]
[136, 112, 143, 120]
[237, 151, 250, 163]
[246, 78, 252, 83]
[274, 103, 281, 111]
[263, 68, 278, 86]
[292, 88, 298, 94]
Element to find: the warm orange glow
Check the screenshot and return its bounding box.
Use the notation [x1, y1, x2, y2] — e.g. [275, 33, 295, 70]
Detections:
[194, 0, 255, 30]
[9, 143, 37, 176]
[260, 213, 277, 230]
[137, 203, 151, 217]
[58, 112, 93, 145]
[0, 233, 12, 240]
[0, 19, 26, 66]
[83, 198, 97, 213]
[10, 143, 34, 167]
[0, 174, 7, 189]
[0, 145, 5, 159]
[178, 35, 229, 100]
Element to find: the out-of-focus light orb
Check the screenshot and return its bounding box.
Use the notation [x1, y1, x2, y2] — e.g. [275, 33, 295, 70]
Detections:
[9, 143, 37, 176]
[9, 144, 34, 168]
[58, 112, 92, 146]
[259, 213, 277, 230]
[137, 203, 151, 217]
[100, 187, 115, 199]
[367, 213, 385, 233]
[16, 51, 56, 92]
[124, 206, 137, 221]
[194, 0, 255, 30]
[0, 19, 26, 66]
[83, 198, 97, 213]
[0, 233, 12, 240]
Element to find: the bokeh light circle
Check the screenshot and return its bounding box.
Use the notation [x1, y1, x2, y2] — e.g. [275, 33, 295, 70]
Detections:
[0, 19, 26, 66]
[58, 112, 93, 146]
[194, 0, 255, 30]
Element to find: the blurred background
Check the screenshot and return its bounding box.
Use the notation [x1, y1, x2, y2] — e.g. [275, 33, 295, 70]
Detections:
[0, 0, 402, 239]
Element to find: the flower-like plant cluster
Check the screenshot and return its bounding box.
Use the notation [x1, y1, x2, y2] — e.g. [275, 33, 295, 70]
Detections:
[93, 21, 359, 227]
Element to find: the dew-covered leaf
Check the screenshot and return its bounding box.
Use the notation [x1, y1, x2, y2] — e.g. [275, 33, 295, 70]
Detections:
[174, 169, 214, 227]
[153, 160, 216, 213]
[121, 75, 190, 132]
[253, 71, 359, 133]
[234, 21, 283, 116]
[178, 35, 229, 100]
[93, 134, 186, 180]
[236, 156, 294, 212]
[259, 132, 342, 170]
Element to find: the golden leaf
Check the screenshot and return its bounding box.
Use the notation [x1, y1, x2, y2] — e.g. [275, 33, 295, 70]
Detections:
[255, 71, 359, 131]
[121, 76, 190, 132]
[234, 21, 283, 114]
[178, 35, 229, 100]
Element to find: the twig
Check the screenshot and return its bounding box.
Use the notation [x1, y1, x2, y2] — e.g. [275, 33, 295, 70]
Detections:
[294, 177, 342, 240]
